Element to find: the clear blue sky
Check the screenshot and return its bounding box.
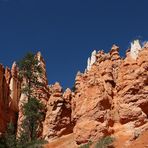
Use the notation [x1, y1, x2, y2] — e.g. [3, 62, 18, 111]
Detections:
[0, 0, 148, 89]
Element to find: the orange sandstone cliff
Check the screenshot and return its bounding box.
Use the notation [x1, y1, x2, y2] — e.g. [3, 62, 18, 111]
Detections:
[0, 40, 148, 148]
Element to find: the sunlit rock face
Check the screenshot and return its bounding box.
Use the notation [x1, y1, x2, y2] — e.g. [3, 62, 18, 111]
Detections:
[72, 45, 122, 144]
[17, 52, 50, 137]
[16, 78, 28, 137]
[35, 52, 50, 107]
[72, 42, 148, 145]
[42, 82, 74, 141]
[9, 62, 20, 112]
[117, 46, 148, 126]
[87, 57, 91, 71]
[86, 50, 97, 71]
[0, 63, 20, 134]
[36, 51, 48, 86]
[130, 40, 142, 60]
[0, 43, 148, 147]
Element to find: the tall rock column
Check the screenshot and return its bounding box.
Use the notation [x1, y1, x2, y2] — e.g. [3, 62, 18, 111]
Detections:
[130, 40, 142, 60]
[0, 63, 22, 135]
[42, 82, 73, 141]
[117, 46, 148, 127]
[9, 62, 21, 113]
[35, 52, 50, 106]
[72, 48, 119, 144]
[17, 52, 50, 137]
[0, 64, 9, 134]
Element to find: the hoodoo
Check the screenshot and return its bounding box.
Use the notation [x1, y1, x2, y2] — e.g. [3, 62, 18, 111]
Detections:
[0, 41, 148, 148]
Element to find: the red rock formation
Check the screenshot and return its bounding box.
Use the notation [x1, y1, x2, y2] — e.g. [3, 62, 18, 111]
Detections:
[71, 42, 148, 146]
[17, 52, 50, 137]
[9, 62, 21, 113]
[0, 63, 20, 134]
[72, 45, 121, 144]
[117, 47, 148, 126]
[36, 52, 50, 107]
[0, 64, 9, 134]
[0, 42, 148, 148]
[43, 82, 73, 141]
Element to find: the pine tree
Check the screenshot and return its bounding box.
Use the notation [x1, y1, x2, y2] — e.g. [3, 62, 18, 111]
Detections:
[5, 122, 17, 148]
[0, 122, 17, 148]
[0, 137, 5, 148]
[17, 52, 46, 147]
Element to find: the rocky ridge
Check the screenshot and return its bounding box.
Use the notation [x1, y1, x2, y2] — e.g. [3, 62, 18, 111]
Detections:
[0, 40, 148, 147]
[72, 40, 148, 146]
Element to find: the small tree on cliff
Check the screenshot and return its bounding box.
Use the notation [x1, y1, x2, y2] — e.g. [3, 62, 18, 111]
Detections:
[17, 52, 45, 146]
[5, 122, 17, 148]
[0, 122, 17, 148]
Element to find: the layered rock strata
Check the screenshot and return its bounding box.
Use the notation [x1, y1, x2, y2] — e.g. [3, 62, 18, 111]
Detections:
[0, 40, 148, 147]
[43, 82, 73, 141]
[72, 41, 148, 145]
[0, 63, 20, 134]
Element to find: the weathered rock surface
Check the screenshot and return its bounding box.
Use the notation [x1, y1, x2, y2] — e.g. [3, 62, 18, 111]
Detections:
[43, 82, 74, 141]
[117, 46, 148, 127]
[0, 64, 9, 134]
[0, 63, 20, 134]
[71, 41, 148, 145]
[0, 41, 148, 147]
[17, 52, 50, 137]
[87, 50, 97, 71]
[72, 45, 121, 144]
[130, 40, 142, 60]
[9, 62, 20, 113]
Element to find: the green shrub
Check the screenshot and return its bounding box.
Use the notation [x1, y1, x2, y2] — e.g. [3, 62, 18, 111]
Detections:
[79, 141, 92, 148]
[95, 136, 114, 148]
[0, 136, 6, 148]
[79, 136, 114, 148]
[80, 144, 90, 148]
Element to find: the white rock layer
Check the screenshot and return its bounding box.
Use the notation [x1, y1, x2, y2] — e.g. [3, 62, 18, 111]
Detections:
[86, 50, 97, 71]
[130, 40, 142, 60]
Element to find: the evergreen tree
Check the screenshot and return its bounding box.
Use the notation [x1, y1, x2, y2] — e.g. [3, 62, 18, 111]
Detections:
[0, 122, 17, 148]
[17, 52, 46, 147]
[0, 135, 6, 148]
[5, 122, 17, 148]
